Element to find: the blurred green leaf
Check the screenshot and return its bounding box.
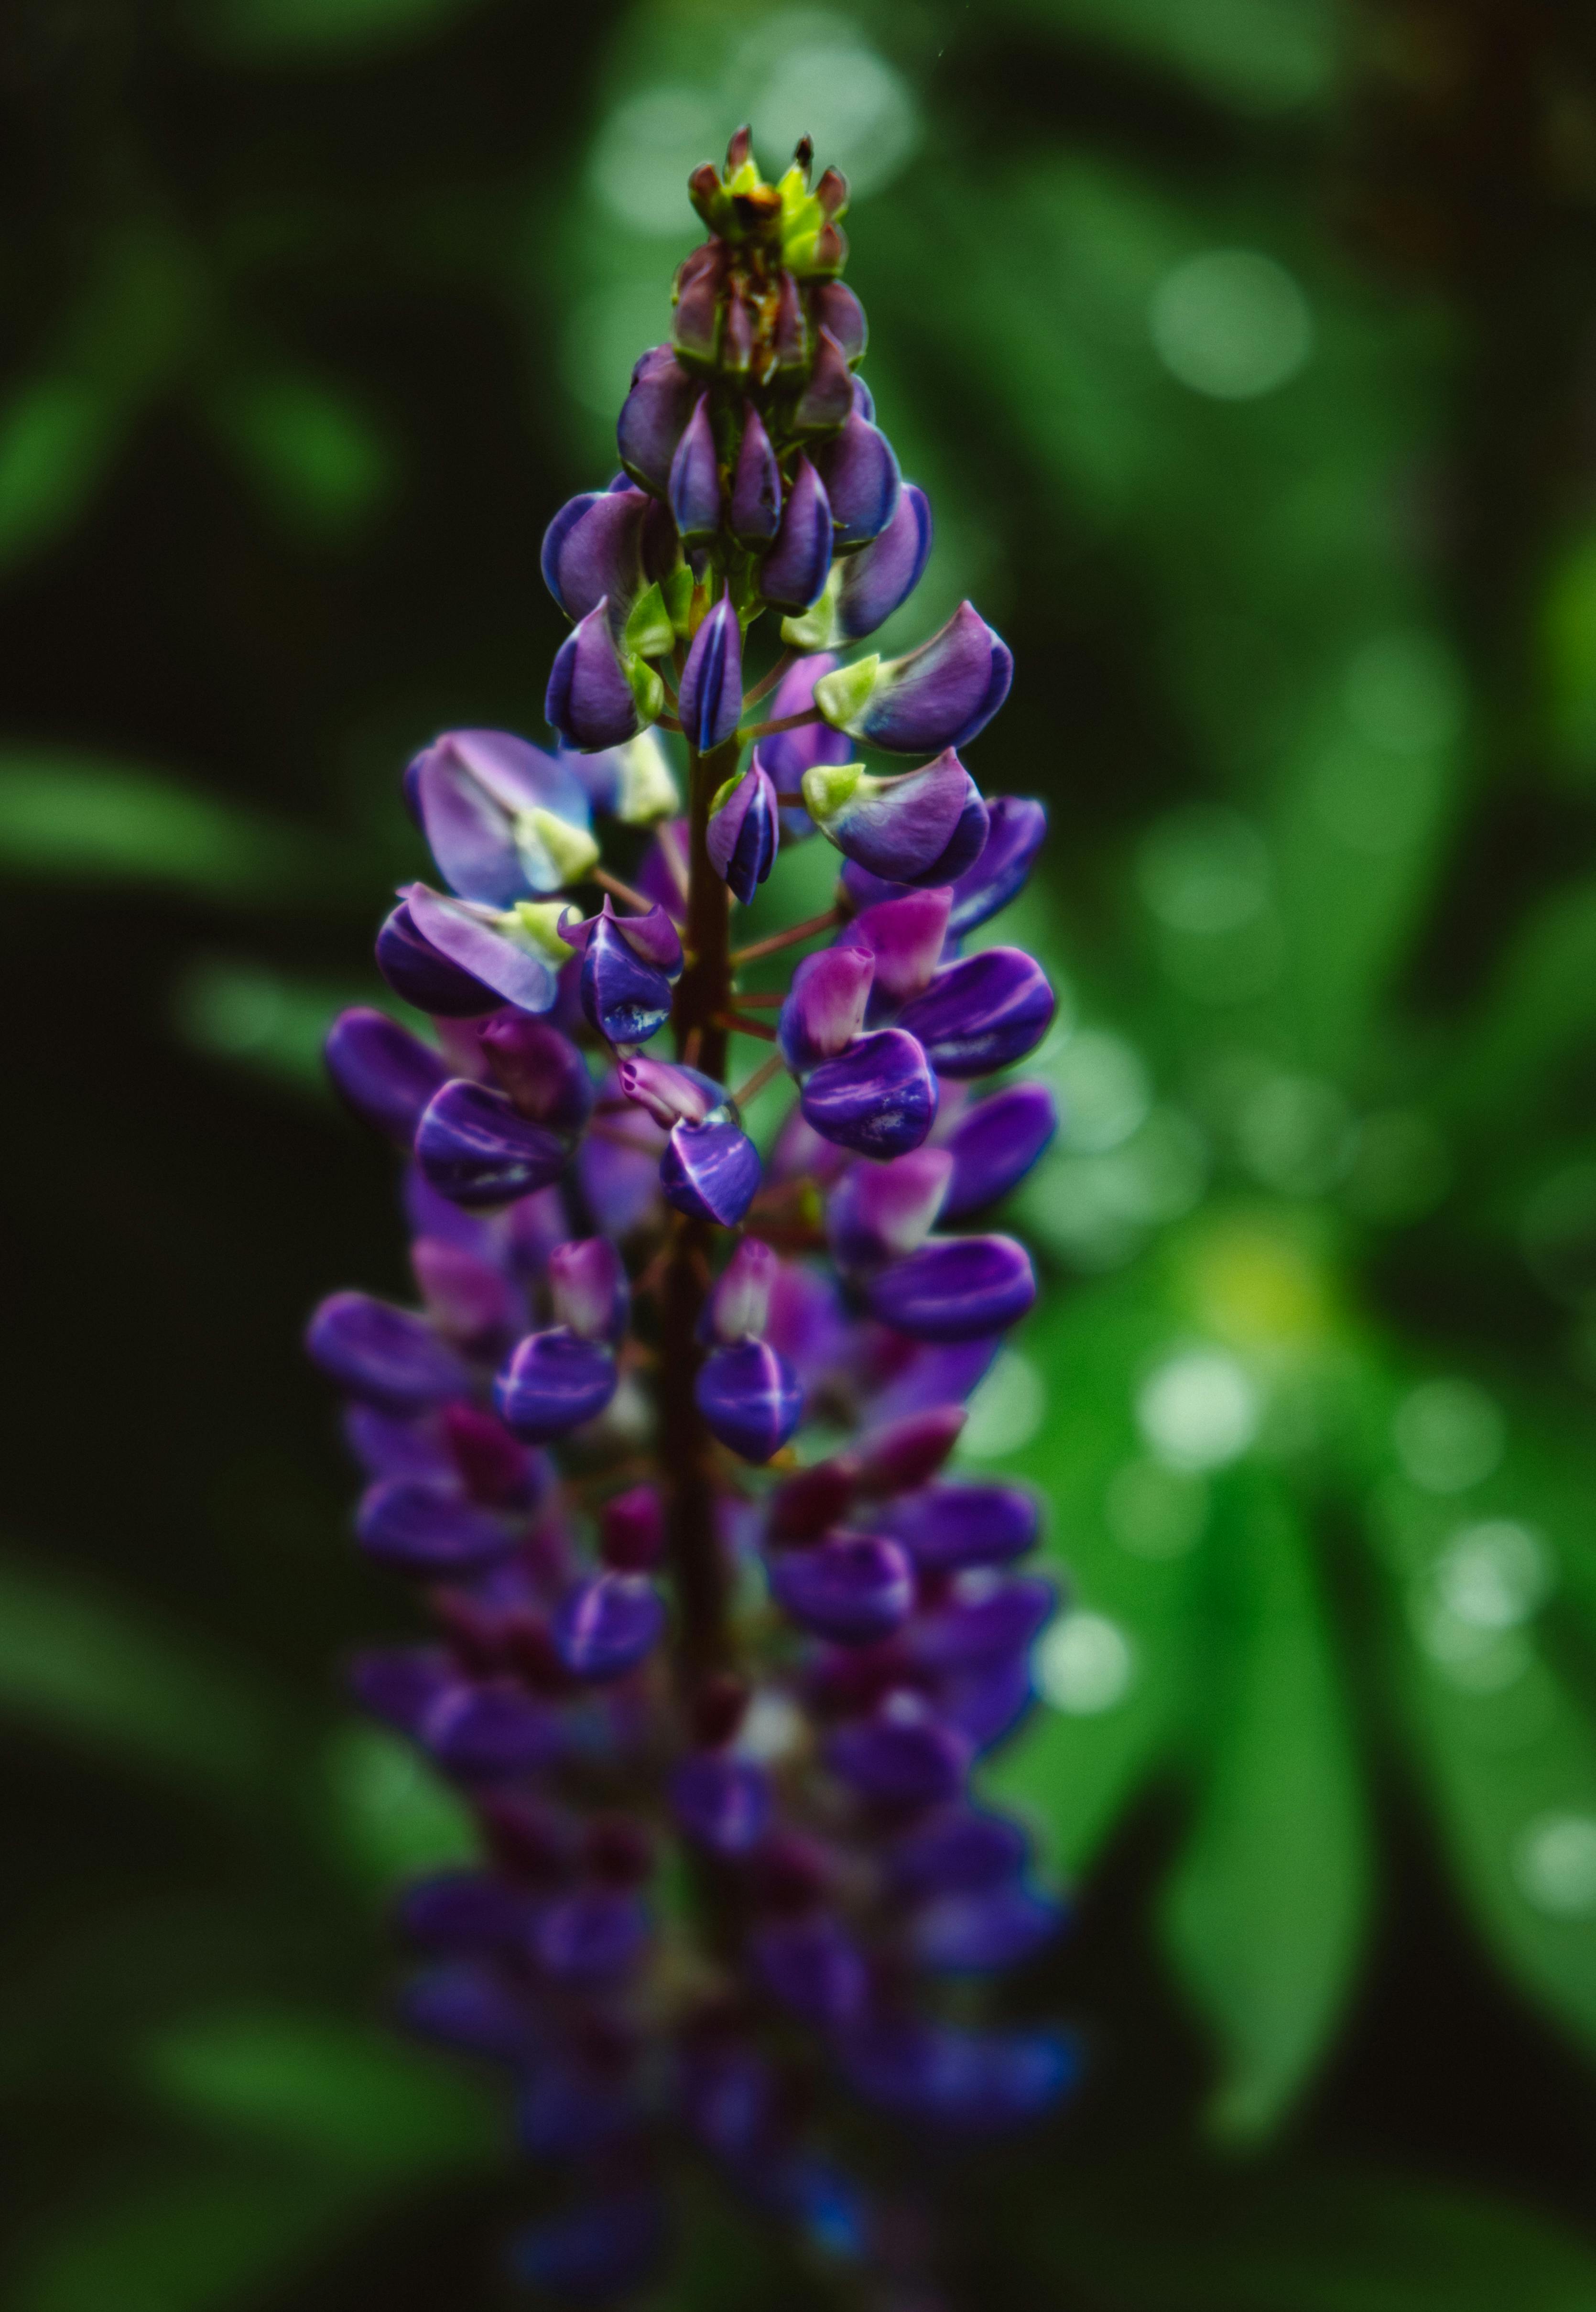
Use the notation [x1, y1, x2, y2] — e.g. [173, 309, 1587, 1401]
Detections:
[0, 380, 127, 572]
[206, 373, 398, 543]
[1161, 1470, 1370, 2138]
[1541, 528, 1596, 776]
[171, 959, 371, 1094]
[1010, 0, 1338, 116]
[141, 2010, 498, 2177]
[1439, 874, 1596, 1139]
[0, 752, 345, 902]
[188, 0, 493, 65]
[319, 1720, 478, 1889]
[0, 1549, 296, 1796]
[12, 2169, 348, 2312]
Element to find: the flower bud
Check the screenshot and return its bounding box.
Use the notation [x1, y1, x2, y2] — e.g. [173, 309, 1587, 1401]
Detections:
[617, 345, 699, 494]
[896, 949, 1056, 1078]
[376, 901, 499, 1017]
[546, 601, 655, 752]
[811, 411, 901, 548]
[356, 1478, 517, 1575]
[416, 1079, 571, 1207]
[878, 1483, 1039, 1572]
[730, 404, 782, 544]
[494, 1329, 618, 1439]
[800, 1028, 938, 1159]
[815, 603, 1012, 755]
[678, 597, 743, 752]
[668, 396, 721, 543]
[306, 1291, 469, 1411]
[706, 761, 778, 902]
[325, 1009, 447, 1145]
[827, 1147, 953, 1270]
[791, 327, 854, 434]
[565, 898, 682, 1046]
[772, 269, 808, 373]
[552, 1573, 666, 1680]
[851, 1403, 966, 1493]
[672, 1753, 771, 1856]
[843, 792, 1047, 933]
[778, 945, 873, 1072]
[541, 487, 649, 625]
[399, 885, 562, 1014]
[661, 1115, 762, 1227]
[865, 1235, 1036, 1343]
[826, 1693, 969, 1807]
[600, 1483, 665, 1570]
[770, 1532, 914, 1644]
[712, 1235, 779, 1342]
[549, 1237, 628, 1342]
[941, 1084, 1057, 1216]
[695, 1338, 803, 1463]
[811, 280, 867, 363]
[782, 483, 932, 651]
[913, 1883, 1064, 1976]
[478, 1015, 594, 1130]
[758, 456, 833, 613]
[803, 749, 988, 888]
[421, 1679, 564, 1777]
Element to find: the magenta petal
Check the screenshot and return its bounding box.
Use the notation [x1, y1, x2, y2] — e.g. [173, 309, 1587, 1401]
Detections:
[778, 944, 874, 1071]
[836, 888, 952, 1010]
[827, 1146, 952, 1270]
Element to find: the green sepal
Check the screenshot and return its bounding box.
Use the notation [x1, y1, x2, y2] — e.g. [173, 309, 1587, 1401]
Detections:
[507, 900, 574, 960]
[626, 654, 666, 726]
[624, 582, 674, 662]
[662, 564, 695, 639]
[709, 768, 747, 816]
[813, 655, 880, 734]
[781, 563, 846, 653]
[801, 761, 864, 835]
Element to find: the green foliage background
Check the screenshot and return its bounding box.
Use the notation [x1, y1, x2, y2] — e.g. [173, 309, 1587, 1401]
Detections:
[9, 0, 1596, 2302]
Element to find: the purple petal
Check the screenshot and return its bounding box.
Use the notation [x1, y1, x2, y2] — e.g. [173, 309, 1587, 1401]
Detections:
[356, 1478, 518, 1574]
[912, 1884, 1065, 1974]
[546, 600, 644, 751]
[576, 1086, 665, 1238]
[842, 793, 1047, 935]
[941, 1084, 1057, 1216]
[400, 1871, 530, 1952]
[799, 1028, 938, 1160]
[617, 1055, 717, 1128]
[344, 1404, 453, 1484]
[835, 484, 932, 642]
[493, 1329, 617, 1439]
[896, 949, 1055, 1079]
[668, 395, 721, 543]
[770, 1533, 914, 1644]
[851, 1403, 966, 1494]
[548, 1236, 627, 1343]
[541, 488, 649, 623]
[754, 1914, 869, 2027]
[812, 281, 868, 363]
[865, 1235, 1036, 1343]
[792, 326, 855, 434]
[678, 598, 743, 753]
[706, 763, 778, 903]
[824, 603, 1012, 755]
[405, 885, 559, 1014]
[440, 1401, 544, 1507]
[533, 1889, 650, 1983]
[478, 1014, 593, 1131]
[810, 750, 987, 887]
[695, 1339, 803, 1464]
[671, 1753, 771, 1856]
[325, 1009, 447, 1146]
[617, 344, 699, 494]
[912, 1574, 1055, 1669]
[306, 1292, 469, 1411]
[826, 1699, 970, 1807]
[730, 403, 782, 544]
[711, 1236, 779, 1344]
[878, 1483, 1040, 1573]
[837, 887, 951, 1010]
[578, 911, 675, 1045]
[759, 454, 833, 612]
[890, 1809, 1029, 1897]
[756, 652, 852, 789]
[661, 1117, 762, 1226]
[398, 1962, 538, 2063]
[552, 1572, 666, 1680]
[420, 1679, 563, 1776]
[779, 945, 874, 1072]
[415, 1079, 569, 1208]
[375, 901, 498, 1017]
[827, 1147, 952, 1270]
[411, 1237, 521, 1349]
[349, 1644, 453, 1732]
[811, 411, 901, 548]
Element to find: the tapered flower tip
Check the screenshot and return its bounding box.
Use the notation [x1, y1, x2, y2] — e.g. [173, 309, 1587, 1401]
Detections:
[615, 1055, 718, 1130]
[561, 891, 685, 974]
[914, 1574, 1054, 1672]
[617, 342, 699, 494]
[852, 1403, 967, 1494]
[842, 792, 1047, 934]
[706, 762, 779, 904]
[866, 1234, 1036, 1343]
[897, 948, 1056, 1079]
[678, 596, 744, 753]
[804, 750, 988, 889]
[546, 600, 647, 752]
[837, 886, 952, 1009]
[540, 486, 649, 624]
[816, 603, 1013, 756]
[376, 901, 497, 1017]
[767, 1457, 856, 1542]
[415, 1080, 570, 1208]
[326, 1009, 447, 1146]
[568, 900, 681, 1046]
[756, 653, 852, 792]
[826, 1693, 970, 1806]
[841, 2019, 1077, 2132]
[668, 394, 721, 543]
[533, 1889, 651, 1983]
[759, 454, 833, 613]
[478, 1014, 593, 1131]
[440, 1400, 543, 1507]
[355, 1478, 517, 1574]
[838, 482, 933, 640]
[800, 1027, 939, 1159]
[412, 1236, 520, 1347]
[549, 1236, 628, 1342]
[510, 2195, 665, 2301]
[695, 1338, 803, 1463]
[941, 1083, 1057, 1216]
[398, 1960, 539, 2062]
[672, 1752, 771, 1856]
[421, 1678, 564, 1777]
[913, 1883, 1064, 1975]
[552, 1572, 666, 1681]
[812, 278, 868, 363]
[730, 402, 782, 545]
[890, 1808, 1029, 1897]
[792, 325, 855, 434]
[770, 1532, 914, 1644]
[779, 943, 874, 1072]
[494, 1329, 617, 1439]
[880, 1482, 1040, 1572]
[755, 1914, 869, 2027]
[712, 1235, 780, 1342]
[662, 1116, 762, 1226]
[812, 409, 901, 548]
[400, 884, 562, 1015]
[407, 729, 593, 907]
[600, 1482, 665, 1570]
[306, 1292, 469, 1412]
[828, 1147, 953, 1271]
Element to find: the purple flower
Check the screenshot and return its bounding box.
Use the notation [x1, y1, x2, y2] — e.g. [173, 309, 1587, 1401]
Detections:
[706, 761, 778, 902]
[325, 1009, 448, 1146]
[553, 1573, 667, 1680]
[758, 455, 832, 612]
[669, 395, 721, 543]
[784, 484, 932, 651]
[811, 410, 901, 548]
[940, 1084, 1057, 1216]
[561, 896, 684, 1046]
[415, 1079, 571, 1208]
[730, 404, 782, 545]
[803, 749, 988, 887]
[696, 1339, 803, 1465]
[546, 601, 659, 752]
[494, 1329, 618, 1439]
[791, 326, 855, 434]
[660, 1116, 761, 1227]
[896, 948, 1056, 1078]
[672, 1754, 771, 1856]
[306, 1292, 469, 1411]
[406, 729, 596, 903]
[815, 603, 1012, 755]
[842, 793, 1048, 933]
[679, 598, 743, 753]
[541, 487, 650, 627]
[769, 1533, 914, 1644]
[617, 344, 699, 493]
[866, 1236, 1037, 1343]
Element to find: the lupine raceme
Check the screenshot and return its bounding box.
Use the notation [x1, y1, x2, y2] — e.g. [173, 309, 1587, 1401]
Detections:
[310, 126, 1071, 2304]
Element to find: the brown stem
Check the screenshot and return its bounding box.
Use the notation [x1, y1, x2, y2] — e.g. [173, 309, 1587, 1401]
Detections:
[716, 1011, 778, 1042]
[738, 706, 822, 742]
[593, 867, 658, 914]
[729, 989, 785, 1007]
[742, 647, 797, 709]
[733, 1051, 789, 1107]
[729, 903, 841, 966]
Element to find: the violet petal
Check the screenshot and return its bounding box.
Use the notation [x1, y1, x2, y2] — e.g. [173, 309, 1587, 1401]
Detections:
[494, 1328, 617, 1439]
[799, 1028, 938, 1160]
[896, 949, 1055, 1079]
[661, 1116, 762, 1227]
[415, 1079, 570, 1207]
[306, 1291, 469, 1411]
[695, 1339, 803, 1464]
[325, 1008, 447, 1146]
[865, 1235, 1036, 1343]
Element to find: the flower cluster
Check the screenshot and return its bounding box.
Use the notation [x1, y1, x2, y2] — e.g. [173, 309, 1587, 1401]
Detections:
[310, 128, 1071, 2302]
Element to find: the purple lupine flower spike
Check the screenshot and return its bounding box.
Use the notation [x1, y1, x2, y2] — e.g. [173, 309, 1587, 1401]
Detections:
[311, 124, 1070, 2302]
[678, 597, 743, 753]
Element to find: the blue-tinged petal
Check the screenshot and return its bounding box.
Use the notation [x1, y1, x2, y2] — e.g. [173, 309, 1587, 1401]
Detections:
[617, 343, 699, 493]
[356, 1478, 519, 1574]
[812, 410, 901, 548]
[729, 403, 782, 544]
[552, 1573, 666, 1680]
[325, 1008, 447, 1145]
[895, 949, 1055, 1078]
[414, 1079, 570, 1208]
[804, 749, 987, 887]
[494, 1329, 617, 1439]
[865, 1235, 1036, 1342]
[306, 1292, 469, 1411]
[940, 1083, 1057, 1216]
[678, 597, 743, 753]
[816, 602, 1012, 755]
[770, 1532, 913, 1644]
[695, 1339, 803, 1464]
[799, 1028, 938, 1159]
[661, 1116, 762, 1226]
